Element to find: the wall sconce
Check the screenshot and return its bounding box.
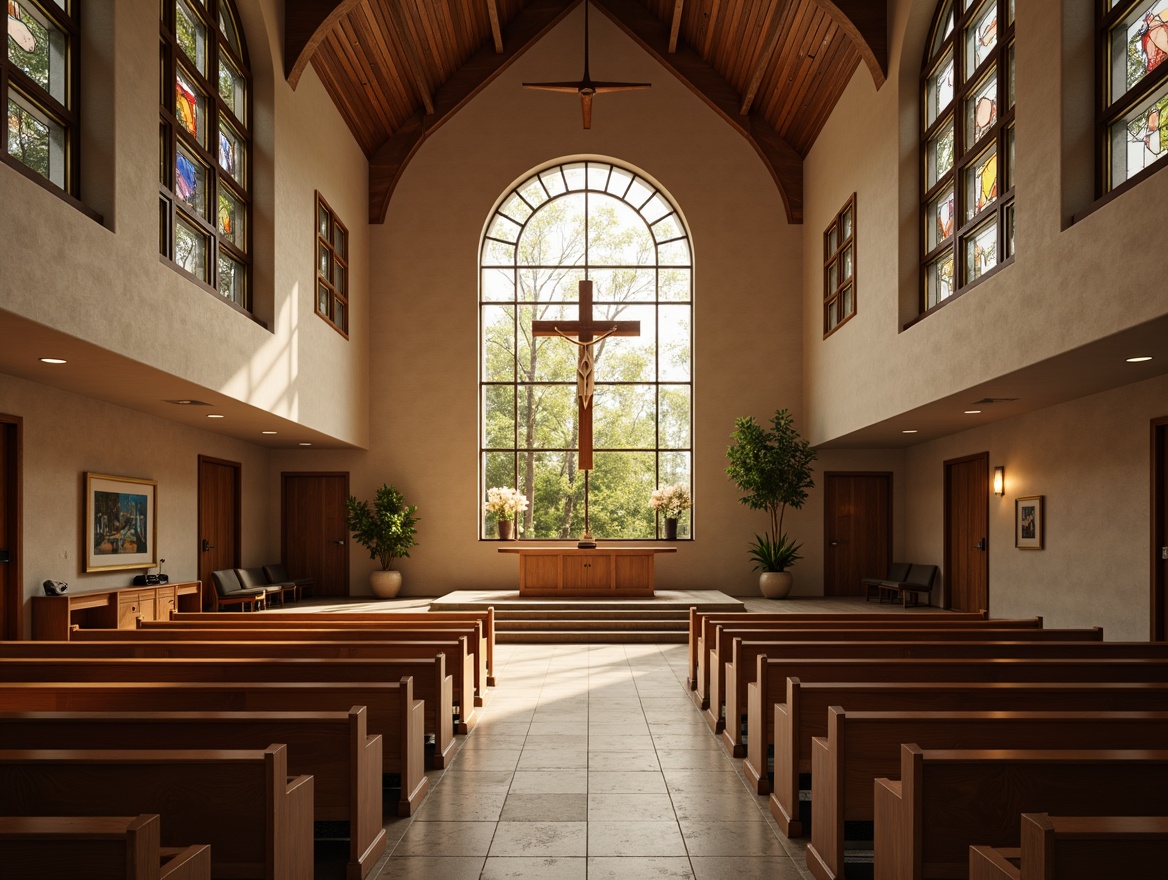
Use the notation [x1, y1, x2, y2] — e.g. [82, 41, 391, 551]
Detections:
[993, 466, 1005, 496]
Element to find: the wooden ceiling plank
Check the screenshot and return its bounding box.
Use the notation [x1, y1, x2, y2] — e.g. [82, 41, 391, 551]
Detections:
[342, 11, 401, 128]
[487, 0, 505, 53]
[668, 0, 685, 53]
[361, 1, 422, 124]
[809, 0, 886, 89]
[385, 0, 437, 115]
[591, 0, 802, 223]
[739, 0, 788, 115]
[285, 0, 364, 89]
[700, 0, 721, 59]
[369, 0, 583, 222]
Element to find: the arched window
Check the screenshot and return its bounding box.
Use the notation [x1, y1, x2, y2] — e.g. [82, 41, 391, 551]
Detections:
[160, 0, 250, 310]
[1100, 2, 1168, 192]
[4, 0, 79, 194]
[480, 160, 693, 541]
[921, 0, 1014, 312]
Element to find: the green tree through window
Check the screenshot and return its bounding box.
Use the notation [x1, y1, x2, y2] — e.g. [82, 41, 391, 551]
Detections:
[480, 161, 693, 541]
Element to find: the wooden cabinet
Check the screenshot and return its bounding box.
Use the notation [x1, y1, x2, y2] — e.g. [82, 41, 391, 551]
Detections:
[498, 547, 676, 597]
[32, 581, 201, 640]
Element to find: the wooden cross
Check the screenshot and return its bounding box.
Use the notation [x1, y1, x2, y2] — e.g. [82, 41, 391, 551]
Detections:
[532, 279, 639, 471]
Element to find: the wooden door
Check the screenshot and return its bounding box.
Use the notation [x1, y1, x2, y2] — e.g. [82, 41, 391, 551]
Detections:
[1153, 418, 1168, 641]
[0, 416, 21, 640]
[945, 453, 989, 613]
[824, 473, 892, 596]
[197, 457, 241, 610]
[282, 473, 349, 598]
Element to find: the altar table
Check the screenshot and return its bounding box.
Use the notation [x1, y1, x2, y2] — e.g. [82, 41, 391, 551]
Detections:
[498, 546, 677, 597]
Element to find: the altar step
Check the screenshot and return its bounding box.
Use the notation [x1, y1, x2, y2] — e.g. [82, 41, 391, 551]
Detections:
[494, 609, 690, 643]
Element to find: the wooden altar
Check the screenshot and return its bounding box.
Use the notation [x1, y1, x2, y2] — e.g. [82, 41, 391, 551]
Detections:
[498, 546, 677, 597]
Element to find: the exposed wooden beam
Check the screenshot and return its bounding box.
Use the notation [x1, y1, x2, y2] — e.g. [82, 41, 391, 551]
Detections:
[284, 0, 363, 90]
[388, 0, 436, 116]
[486, 0, 504, 53]
[369, 0, 581, 222]
[591, 0, 802, 223]
[667, 0, 685, 53]
[810, 0, 886, 89]
[700, 0, 721, 59]
[739, 0, 788, 116]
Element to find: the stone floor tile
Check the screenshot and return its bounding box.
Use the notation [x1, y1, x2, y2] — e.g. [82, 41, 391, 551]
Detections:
[516, 748, 589, 770]
[589, 770, 669, 793]
[488, 820, 588, 857]
[448, 748, 521, 772]
[510, 769, 588, 793]
[500, 792, 588, 822]
[689, 856, 806, 880]
[480, 856, 587, 880]
[587, 792, 678, 822]
[391, 820, 497, 857]
[588, 820, 688, 857]
[374, 856, 486, 880]
[413, 788, 507, 822]
[677, 820, 788, 857]
[588, 749, 662, 772]
[587, 856, 696, 880]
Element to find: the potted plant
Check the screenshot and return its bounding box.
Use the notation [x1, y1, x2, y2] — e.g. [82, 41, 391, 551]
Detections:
[345, 483, 420, 598]
[725, 408, 816, 599]
[484, 486, 528, 540]
[650, 482, 692, 540]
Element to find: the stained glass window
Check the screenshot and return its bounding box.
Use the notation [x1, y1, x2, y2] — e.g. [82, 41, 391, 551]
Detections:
[160, 0, 250, 309]
[823, 195, 857, 337]
[4, 0, 77, 193]
[480, 160, 694, 541]
[920, 0, 1015, 313]
[315, 192, 349, 337]
[1102, 2, 1168, 190]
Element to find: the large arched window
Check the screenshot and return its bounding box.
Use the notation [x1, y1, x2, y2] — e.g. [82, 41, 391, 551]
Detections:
[1100, 2, 1168, 192]
[921, 0, 1014, 312]
[160, 0, 251, 310]
[480, 160, 693, 541]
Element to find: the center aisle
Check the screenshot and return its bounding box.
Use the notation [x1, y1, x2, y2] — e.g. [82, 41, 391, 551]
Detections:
[373, 642, 810, 880]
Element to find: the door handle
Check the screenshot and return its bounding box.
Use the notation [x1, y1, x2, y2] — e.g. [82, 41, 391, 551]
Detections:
[974, 538, 986, 551]
[332, 540, 345, 546]
[201, 539, 215, 552]
[829, 541, 839, 546]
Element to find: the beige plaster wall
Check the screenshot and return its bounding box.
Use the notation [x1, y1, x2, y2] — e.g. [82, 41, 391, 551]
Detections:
[1, 372, 275, 637]
[276, 8, 806, 598]
[901, 372, 1167, 641]
[0, 0, 369, 445]
[803, 0, 1168, 446]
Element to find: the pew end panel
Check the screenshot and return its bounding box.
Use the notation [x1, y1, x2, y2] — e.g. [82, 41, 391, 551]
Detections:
[968, 846, 1019, 880]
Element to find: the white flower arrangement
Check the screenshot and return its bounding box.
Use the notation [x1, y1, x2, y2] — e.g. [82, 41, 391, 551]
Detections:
[650, 483, 692, 519]
[484, 486, 529, 521]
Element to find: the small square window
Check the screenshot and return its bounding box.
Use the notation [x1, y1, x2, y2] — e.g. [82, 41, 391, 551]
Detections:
[822, 194, 857, 338]
[315, 192, 349, 337]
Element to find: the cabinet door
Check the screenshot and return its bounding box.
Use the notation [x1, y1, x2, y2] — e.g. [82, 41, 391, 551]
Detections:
[521, 556, 561, 591]
[562, 555, 611, 591]
[117, 595, 141, 629]
[155, 586, 176, 620]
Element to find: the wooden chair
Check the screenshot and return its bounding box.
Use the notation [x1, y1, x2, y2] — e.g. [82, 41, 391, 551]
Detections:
[236, 567, 299, 606]
[879, 563, 939, 606]
[210, 569, 268, 612]
[862, 562, 911, 601]
[262, 563, 314, 599]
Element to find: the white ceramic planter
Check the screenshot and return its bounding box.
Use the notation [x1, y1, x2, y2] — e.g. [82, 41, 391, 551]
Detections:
[369, 569, 402, 599]
[759, 571, 793, 599]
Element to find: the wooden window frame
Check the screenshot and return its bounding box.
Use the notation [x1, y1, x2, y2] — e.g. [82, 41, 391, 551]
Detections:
[2, 0, 81, 200]
[919, 0, 1015, 318]
[314, 191, 349, 338]
[1097, 1, 1168, 196]
[159, 0, 252, 311]
[823, 193, 857, 337]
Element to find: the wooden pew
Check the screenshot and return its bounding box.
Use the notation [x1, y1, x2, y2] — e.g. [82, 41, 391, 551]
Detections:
[0, 814, 210, 880]
[806, 709, 1168, 880]
[0, 744, 314, 880]
[762, 677, 1168, 829]
[0, 707, 385, 879]
[706, 626, 1100, 734]
[0, 678, 429, 817]
[969, 813, 1168, 880]
[169, 608, 498, 687]
[68, 629, 478, 734]
[0, 651, 457, 765]
[721, 640, 1168, 755]
[872, 746, 1168, 880]
[136, 618, 489, 708]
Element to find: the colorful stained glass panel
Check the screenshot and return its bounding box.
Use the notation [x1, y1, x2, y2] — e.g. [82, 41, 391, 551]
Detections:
[175, 71, 204, 144]
[1111, 91, 1168, 186]
[927, 187, 955, 250]
[964, 220, 998, 282]
[964, 0, 998, 72]
[965, 71, 998, 147]
[929, 0, 954, 57]
[6, 91, 65, 185]
[1112, 1, 1168, 101]
[926, 52, 955, 126]
[7, 1, 67, 103]
[926, 121, 955, 187]
[174, 216, 208, 281]
[218, 53, 245, 119]
[218, 187, 243, 245]
[965, 149, 998, 219]
[219, 3, 242, 58]
[218, 117, 243, 183]
[925, 252, 954, 310]
[175, 143, 206, 215]
[175, 0, 207, 74]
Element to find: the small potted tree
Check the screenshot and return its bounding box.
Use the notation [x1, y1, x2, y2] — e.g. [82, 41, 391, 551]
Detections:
[345, 483, 420, 598]
[725, 409, 816, 598]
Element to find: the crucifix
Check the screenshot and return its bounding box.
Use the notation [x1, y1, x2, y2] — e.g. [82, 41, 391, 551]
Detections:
[532, 279, 640, 544]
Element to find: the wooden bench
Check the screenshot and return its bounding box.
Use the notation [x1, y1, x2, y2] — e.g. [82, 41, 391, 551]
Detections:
[170, 608, 498, 687]
[0, 678, 429, 817]
[0, 651, 457, 766]
[707, 626, 1101, 735]
[70, 628, 479, 734]
[0, 707, 385, 879]
[873, 746, 1168, 880]
[760, 677, 1168, 831]
[806, 709, 1168, 880]
[969, 813, 1168, 880]
[721, 637, 1162, 755]
[0, 814, 210, 880]
[0, 744, 314, 880]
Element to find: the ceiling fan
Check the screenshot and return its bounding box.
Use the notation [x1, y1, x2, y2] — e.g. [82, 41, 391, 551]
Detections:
[522, 0, 651, 129]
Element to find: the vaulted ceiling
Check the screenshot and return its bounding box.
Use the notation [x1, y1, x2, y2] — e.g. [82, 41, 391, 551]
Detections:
[284, 0, 888, 223]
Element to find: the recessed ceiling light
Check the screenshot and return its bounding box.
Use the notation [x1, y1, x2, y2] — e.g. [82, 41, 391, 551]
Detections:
[175, 399, 193, 405]
[206, 414, 225, 419]
[964, 410, 982, 414]
[39, 357, 67, 364]
[299, 442, 312, 446]
[262, 430, 277, 435]
[1126, 356, 1153, 363]
[902, 429, 918, 434]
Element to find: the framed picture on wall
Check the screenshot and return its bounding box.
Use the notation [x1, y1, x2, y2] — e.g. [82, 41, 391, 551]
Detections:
[85, 473, 158, 572]
[1015, 495, 1043, 550]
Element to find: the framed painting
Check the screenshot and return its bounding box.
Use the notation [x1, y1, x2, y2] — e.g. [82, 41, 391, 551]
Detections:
[85, 473, 158, 572]
[1015, 494, 1043, 550]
